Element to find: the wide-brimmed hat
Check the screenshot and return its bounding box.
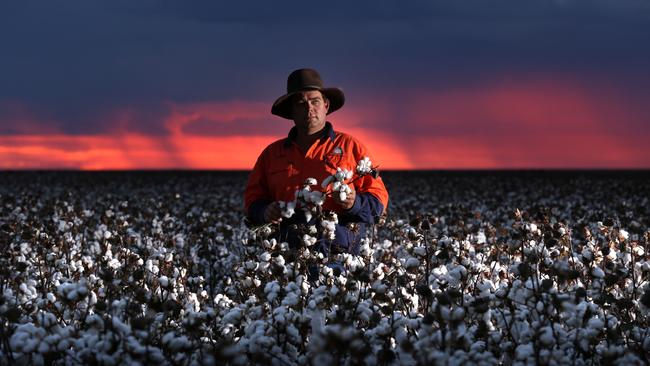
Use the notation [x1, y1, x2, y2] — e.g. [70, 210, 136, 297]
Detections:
[271, 68, 345, 119]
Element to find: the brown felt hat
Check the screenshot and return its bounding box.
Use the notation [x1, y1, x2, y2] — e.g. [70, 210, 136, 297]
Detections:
[271, 68, 345, 119]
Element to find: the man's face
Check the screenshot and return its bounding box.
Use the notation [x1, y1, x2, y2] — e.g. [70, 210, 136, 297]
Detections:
[291, 90, 329, 134]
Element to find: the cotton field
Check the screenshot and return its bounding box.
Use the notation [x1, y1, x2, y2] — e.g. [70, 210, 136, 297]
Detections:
[1, 171, 649, 365]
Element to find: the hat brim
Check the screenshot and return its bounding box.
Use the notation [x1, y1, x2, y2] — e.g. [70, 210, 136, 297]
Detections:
[271, 87, 345, 120]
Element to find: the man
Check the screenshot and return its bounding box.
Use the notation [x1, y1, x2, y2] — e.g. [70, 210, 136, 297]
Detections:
[244, 68, 388, 255]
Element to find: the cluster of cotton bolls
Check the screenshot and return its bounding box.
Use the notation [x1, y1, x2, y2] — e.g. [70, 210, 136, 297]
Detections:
[293, 178, 325, 223]
[321, 168, 353, 202]
[279, 157, 376, 224]
[356, 156, 374, 176]
[0, 172, 247, 365]
[1, 170, 649, 365]
[320, 211, 338, 241]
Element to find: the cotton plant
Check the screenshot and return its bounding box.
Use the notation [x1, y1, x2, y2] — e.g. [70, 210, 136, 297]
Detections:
[320, 211, 338, 241]
[294, 177, 325, 222]
[321, 168, 353, 202]
[282, 158, 380, 255]
[2, 169, 650, 365]
[266, 157, 379, 231]
[355, 156, 374, 175]
[320, 156, 379, 202]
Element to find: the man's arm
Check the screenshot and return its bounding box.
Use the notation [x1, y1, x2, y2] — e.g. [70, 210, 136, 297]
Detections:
[248, 199, 272, 226]
[244, 150, 274, 226]
[340, 191, 384, 224]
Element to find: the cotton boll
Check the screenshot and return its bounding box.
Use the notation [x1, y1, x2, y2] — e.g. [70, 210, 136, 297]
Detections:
[302, 235, 317, 247]
[405, 257, 420, 269]
[258, 252, 271, 262]
[619, 229, 629, 241]
[475, 231, 487, 245]
[159, 276, 170, 288]
[606, 248, 617, 261]
[240, 277, 253, 288]
[621, 252, 632, 265]
[263, 239, 277, 250]
[333, 182, 352, 201]
[359, 241, 372, 257]
[320, 213, 338, 241]
[643, 337, 650, 353]
[582, 249, 594, 262]
[356, 157, 373, 175]
[339, 191, 347, 202]
[633, 246, 645, 257]
[515, 343, 534, 360]
[329, 286, 340, 296]
[169, 234, 184, 250]
[77, 283, 88, 297]
[334, 168, 353, 182]
[591, 267, 605, 278]
[331, 181, 341, 192]
[244, 261, 258, 271]
[264, 281, 281, 302]
[413, 246, 427, 257]
[439, 305, 451, 321]
[282, 293, 300, 307]
[170, 336, 191, 352]
[112, 316, 132, 336]
[587, 317, 605, 330]
[451, 307, 465, 321]
[309, 191, 324, 205]
[281, 201, 296, 218]
[273, 255, 286, 267]
[321, 266, 333, 278]
[372, 281, 387, 294]
[221, 308, 243, 325]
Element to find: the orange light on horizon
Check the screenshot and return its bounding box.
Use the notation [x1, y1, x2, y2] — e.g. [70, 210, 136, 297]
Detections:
[1, 75, 648, 169]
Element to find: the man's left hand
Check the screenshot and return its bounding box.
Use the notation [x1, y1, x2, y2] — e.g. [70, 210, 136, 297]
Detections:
[334, 186, 356, 210]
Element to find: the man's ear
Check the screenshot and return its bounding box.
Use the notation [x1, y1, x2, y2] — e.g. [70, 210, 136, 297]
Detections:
[324, 97, 330, 112]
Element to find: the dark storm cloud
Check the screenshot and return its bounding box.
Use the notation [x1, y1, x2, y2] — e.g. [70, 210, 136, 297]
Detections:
[0, 0, 649, 135]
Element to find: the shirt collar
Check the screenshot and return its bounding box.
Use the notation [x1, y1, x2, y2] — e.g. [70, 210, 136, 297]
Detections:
[284, 121, 336, 148]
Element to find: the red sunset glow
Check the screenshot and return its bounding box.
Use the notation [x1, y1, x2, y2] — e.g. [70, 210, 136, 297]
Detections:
[1, 77, 648, 169]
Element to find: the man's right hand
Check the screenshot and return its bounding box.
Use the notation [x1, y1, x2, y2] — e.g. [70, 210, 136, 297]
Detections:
[263, 202, 283, 224]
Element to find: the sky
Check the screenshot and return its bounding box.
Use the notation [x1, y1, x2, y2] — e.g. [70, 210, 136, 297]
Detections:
[1, 0, 649, 169]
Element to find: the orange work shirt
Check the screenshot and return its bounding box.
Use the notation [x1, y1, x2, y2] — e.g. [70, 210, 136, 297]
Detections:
[244, 122, 389, 215]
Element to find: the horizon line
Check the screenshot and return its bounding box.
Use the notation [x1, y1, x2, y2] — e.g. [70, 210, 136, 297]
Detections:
[2, 168, 649, 172]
